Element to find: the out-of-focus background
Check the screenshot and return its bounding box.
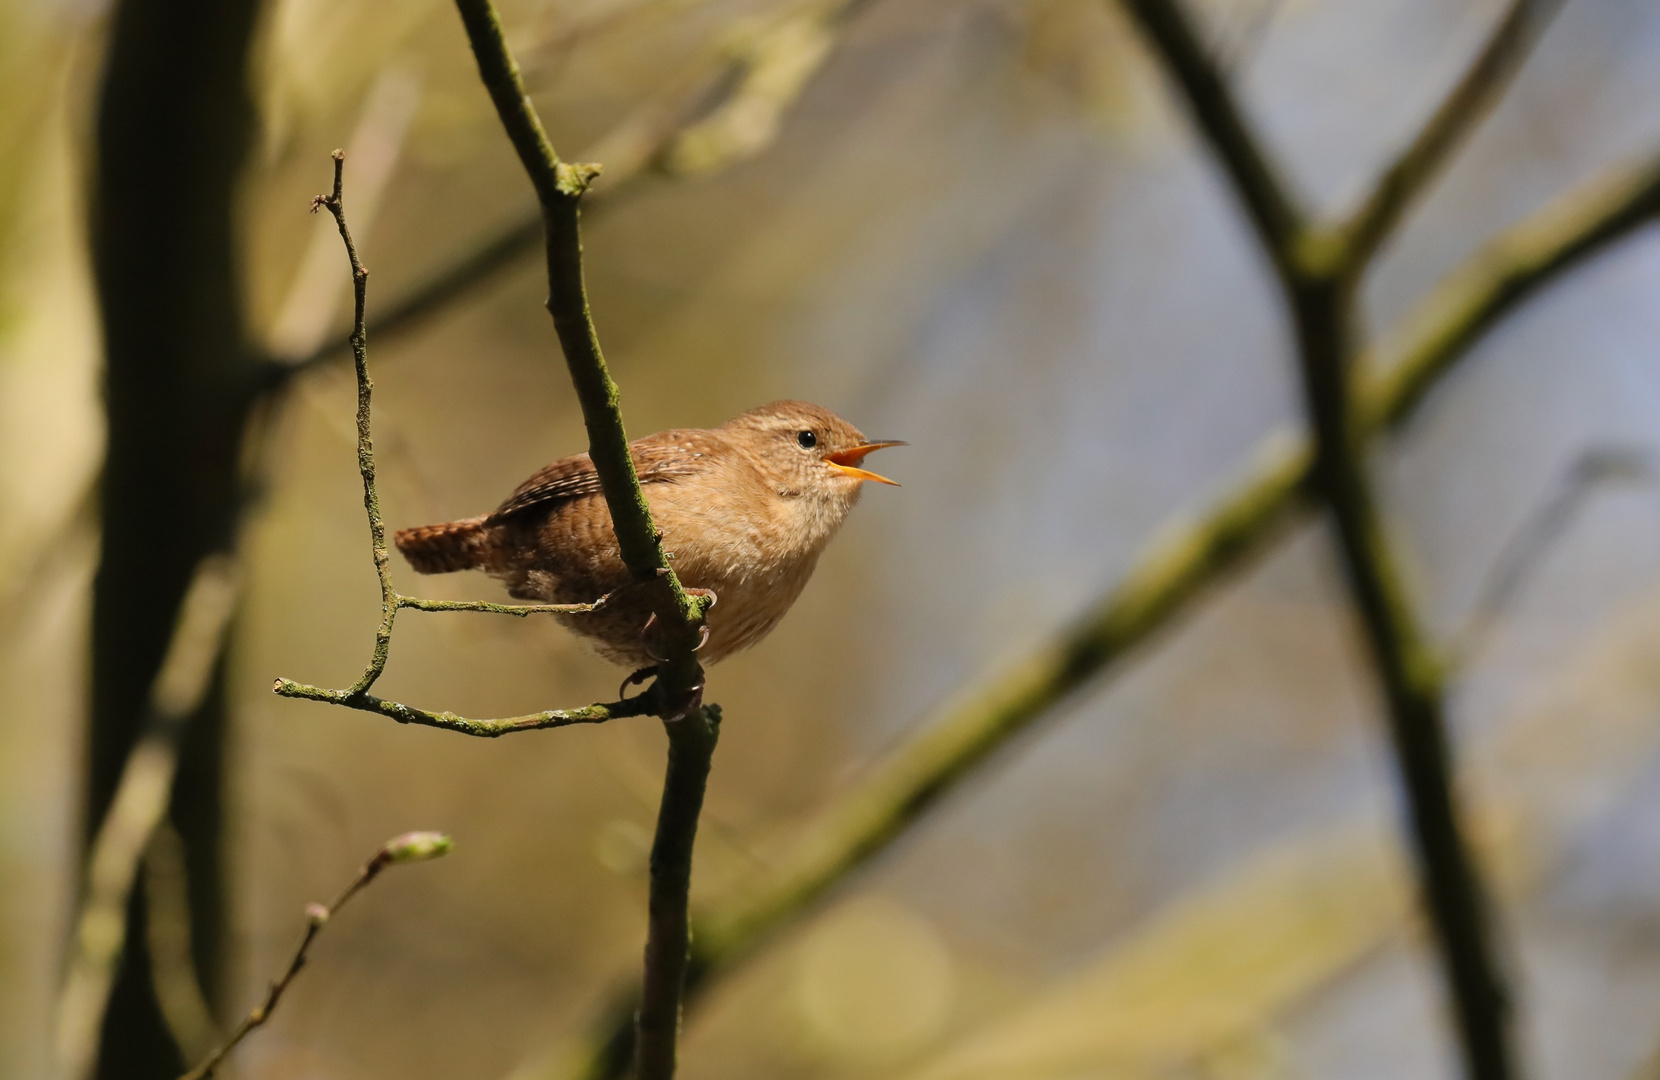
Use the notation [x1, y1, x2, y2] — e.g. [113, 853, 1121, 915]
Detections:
[6, 0, 1660, 1077]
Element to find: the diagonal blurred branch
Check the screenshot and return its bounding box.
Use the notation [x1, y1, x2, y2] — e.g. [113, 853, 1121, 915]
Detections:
[266, 63, 423, 362]
[56, 554, 241, 1080]
[272, 0, 871, 382]
[143, 822, 221, 1066]
[1453, 445, 1657, 663]
[1364, 148, 1660, 426]
[1339, 0, 1568, 271]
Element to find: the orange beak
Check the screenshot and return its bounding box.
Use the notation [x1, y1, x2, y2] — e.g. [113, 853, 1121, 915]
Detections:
[825, 440, 906, 486]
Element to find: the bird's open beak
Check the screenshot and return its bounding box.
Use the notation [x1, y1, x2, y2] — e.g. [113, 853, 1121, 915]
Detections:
[825, 440, 906, 486]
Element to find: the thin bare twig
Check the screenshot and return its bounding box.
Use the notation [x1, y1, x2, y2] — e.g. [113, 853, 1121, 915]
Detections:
[55, 554, 241, 1080]
[1453, 446, 1656, 662]
[177, 831, 454, 1080]
[273, 678, 657, 736]
[1340, 0, 1568, 270]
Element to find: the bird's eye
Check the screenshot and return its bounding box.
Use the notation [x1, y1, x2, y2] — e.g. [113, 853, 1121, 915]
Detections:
[797, 430, 817, 449]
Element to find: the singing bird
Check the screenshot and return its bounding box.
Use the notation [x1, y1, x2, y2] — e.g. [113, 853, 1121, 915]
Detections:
[394, 401, 903, 668]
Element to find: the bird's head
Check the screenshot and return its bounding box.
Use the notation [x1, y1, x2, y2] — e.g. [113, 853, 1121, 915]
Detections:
[724, 400, 905, 509]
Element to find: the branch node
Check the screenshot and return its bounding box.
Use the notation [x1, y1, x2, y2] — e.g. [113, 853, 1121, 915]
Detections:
[555, 160, 604, 197]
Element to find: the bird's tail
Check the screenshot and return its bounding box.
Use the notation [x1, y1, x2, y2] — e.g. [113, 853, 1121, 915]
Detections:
[394, 515, 492, 574]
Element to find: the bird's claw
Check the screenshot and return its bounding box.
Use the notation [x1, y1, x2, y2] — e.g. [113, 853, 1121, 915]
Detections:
[639, 590, 715, 660]
[661, 679, 706, 724]
[639, 612, 667, 663]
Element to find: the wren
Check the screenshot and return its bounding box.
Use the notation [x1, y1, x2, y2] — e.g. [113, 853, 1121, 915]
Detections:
[394, 401, 903, 667]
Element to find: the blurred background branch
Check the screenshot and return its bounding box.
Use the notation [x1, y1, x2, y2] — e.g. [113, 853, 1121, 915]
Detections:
[56, 556, 240, 1080]
[272, 0, 876, 380]
[1454, 445, 1659, 663]
[520, 112, 1660, 1080]
[1338, 0, 1566, 271]
[83, 0, 262, 1068]
[1120, 0, 1566, 1075]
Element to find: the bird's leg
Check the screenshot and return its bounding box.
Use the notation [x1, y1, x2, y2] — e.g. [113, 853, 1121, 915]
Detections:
[633, 587, 715, 717]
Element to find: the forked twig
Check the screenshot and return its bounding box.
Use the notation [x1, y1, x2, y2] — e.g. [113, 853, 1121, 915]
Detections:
[272, 151, 635, 734]
[271, 0, 875, 382]
[177, 832, 454, 1080]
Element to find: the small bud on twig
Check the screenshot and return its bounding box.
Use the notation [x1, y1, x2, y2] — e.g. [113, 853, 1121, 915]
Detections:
[383, 831, 454, 863]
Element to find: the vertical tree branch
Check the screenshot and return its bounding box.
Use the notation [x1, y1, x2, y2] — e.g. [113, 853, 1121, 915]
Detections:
[451, 0, 708, 691]
[635, 708, 721, 1079]
[450, 5, 719, 1077]
[88, 0, 262, 1072]
[1292, 272, 1516, 1080]
[1120, 2, 1517, 1077]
